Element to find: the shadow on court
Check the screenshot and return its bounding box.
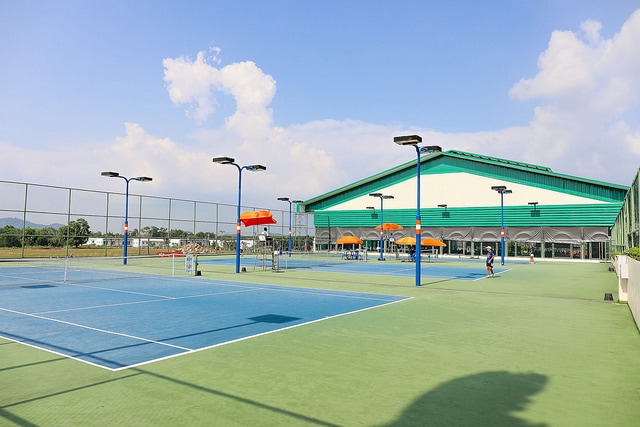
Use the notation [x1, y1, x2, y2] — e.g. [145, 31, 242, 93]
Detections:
[381, 371, 548, 427]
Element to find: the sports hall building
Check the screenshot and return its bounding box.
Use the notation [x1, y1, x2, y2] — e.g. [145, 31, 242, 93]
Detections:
[301, 150, 628, 261]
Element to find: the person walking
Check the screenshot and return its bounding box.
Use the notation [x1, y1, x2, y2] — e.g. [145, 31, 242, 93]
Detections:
[486, 246, 495, 277]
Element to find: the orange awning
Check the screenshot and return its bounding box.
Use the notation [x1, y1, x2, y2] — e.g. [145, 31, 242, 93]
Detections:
[336, 236, 363, 245]
[374, 223, 404, 231]
[395, 237, 446, 247]
[396, 237, 416, 245]
[421, 238, 447, 247]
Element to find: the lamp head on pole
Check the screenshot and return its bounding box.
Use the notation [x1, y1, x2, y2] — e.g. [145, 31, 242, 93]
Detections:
[369, 192, 382, 198]
[394, 135, 423, 146]
[246, 164, 266, 172]
[212, 156, 235, 164]
[438, 204, 448, 208]
[277, 197, 290, 202]
[101, 172, 152, 182]
[491, 185, 507, 194]
[366, 206, 376, 210]
[419, 145, 442, 154]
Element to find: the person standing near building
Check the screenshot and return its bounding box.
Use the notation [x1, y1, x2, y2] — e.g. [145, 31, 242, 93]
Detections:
[529, 244, 535, 263]
[486, 246, 495, 277]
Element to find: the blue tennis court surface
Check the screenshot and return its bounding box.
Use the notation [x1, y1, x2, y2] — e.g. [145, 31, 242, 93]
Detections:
[0, 275, 409, 370]
[199, 254, 507, 281]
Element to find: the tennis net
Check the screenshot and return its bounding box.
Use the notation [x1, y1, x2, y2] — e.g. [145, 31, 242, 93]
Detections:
[274, 250, 367, 270]
[0, 255, 187, 288]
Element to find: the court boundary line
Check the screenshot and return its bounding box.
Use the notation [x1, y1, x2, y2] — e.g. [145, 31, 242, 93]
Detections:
[0, 282, 412, 371]
[117, 296, 411, 371]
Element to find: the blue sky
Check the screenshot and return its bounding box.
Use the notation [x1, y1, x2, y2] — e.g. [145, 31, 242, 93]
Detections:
[1, 1, 640, 209]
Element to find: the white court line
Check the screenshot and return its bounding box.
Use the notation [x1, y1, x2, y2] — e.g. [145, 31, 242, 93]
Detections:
[0, 306, 192, 351]
[473, 268, 512, 281]
[2, 279, 413, 371]
[118, 296, 413, 371]
[33, 287, 262, 315]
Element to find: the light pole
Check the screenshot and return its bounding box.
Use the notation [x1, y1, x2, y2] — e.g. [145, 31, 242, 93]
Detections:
[365, 206, 375, 252]
[277, 197, 303, 255]
[101, 172, 152, 265]
[394, 135, 442, 286]
[369, 193, 394, 261]
[491, 185, 512, 265]
[213, 157, 266, 273]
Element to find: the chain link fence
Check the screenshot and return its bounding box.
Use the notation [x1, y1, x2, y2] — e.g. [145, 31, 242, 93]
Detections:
[0, 180, 314, 258]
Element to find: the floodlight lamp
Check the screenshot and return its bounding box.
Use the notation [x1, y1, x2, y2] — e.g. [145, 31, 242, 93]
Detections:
[366, 206, 376, 210]
[394, 135, 423, 146]
[246, 164, 266, 171]
[382, 195, 394, 200]
[101, 171, 120, 177]
[277, 197, 290, 202]
[438, 204, 448, 208]
[135, 176, 153, 182]
[423, 145, 442, 152]
[292, 200, 303, 204]
[503, 190, 513, 194]
[491, 185, 507, 191]
[369, 193, 382, 197]
[212, 156, 235, 164]
[528, 202, 539, 206]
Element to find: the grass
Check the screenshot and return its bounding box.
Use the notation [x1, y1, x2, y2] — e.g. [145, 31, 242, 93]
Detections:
[1, 258, 639, 426]
[0, 247, 133, 258]
[0, 246, 236, 259]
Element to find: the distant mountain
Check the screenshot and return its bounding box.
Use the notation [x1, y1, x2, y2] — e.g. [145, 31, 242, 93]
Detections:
[0, 217, 65, 229]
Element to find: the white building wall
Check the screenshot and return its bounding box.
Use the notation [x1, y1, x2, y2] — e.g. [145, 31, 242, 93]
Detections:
[326, 172, 606, 211]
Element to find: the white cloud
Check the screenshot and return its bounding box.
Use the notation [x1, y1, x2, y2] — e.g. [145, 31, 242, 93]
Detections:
[159, 8, 640, 202]
[505, 10, 640, 182]
[4, 10, 640, 211]
[163, 51, 221, 122]
[163, 49, 276, 133]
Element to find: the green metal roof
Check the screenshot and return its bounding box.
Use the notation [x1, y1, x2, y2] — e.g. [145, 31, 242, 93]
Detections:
[446, 150, 553, 173]
[314, 203, 623, 228]
[303, 150, 628, 212]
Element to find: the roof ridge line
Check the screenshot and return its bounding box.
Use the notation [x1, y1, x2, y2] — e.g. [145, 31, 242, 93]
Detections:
[446, 150, 553, 172]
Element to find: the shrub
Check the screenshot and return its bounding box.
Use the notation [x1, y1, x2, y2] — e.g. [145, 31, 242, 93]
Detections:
[628, 247, 640, 261]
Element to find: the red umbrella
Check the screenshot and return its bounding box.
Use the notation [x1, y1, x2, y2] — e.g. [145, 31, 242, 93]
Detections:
[240, 210, 277, 227]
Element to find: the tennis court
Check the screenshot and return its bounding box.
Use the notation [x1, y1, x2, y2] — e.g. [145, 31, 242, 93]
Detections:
[197, 251, 509, 281]
[0, 258, 409, 370]
[3, 258, 640, 426]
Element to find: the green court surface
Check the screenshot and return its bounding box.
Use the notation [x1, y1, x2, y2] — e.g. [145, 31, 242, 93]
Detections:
[2, 259, 640, 426]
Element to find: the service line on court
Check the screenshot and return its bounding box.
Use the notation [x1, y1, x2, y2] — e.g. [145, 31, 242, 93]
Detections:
[32, 287, 263, 315]
[0, 306, 193, 351]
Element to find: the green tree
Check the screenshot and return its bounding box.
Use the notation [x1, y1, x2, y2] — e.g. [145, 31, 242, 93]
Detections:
[22, 226, 39, 246]
[0, 225, 21, 247]
[58, 218, 91, 248]
[38, 227, 61, 247]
